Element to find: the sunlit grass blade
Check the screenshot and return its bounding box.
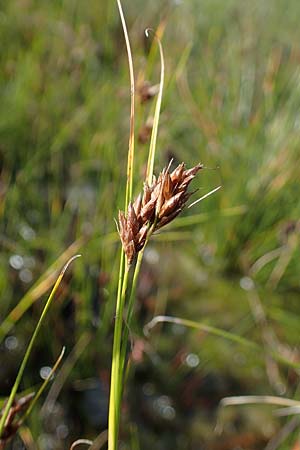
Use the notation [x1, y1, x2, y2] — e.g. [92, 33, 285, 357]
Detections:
[188, 185, 222, 209]
[216, 395, 300, 434]
[70, 430, 108, 450]
[144, 315, 257, 348]
[88, 430, 108, 450]
[0, 254, 81, 437]
[18, 426, 37, 450]
[144, 315, 300, 370]
[108, 2, 136, 450]
[117, 0, 135, 208]
[70, 439, 93, 450]
[220, 395, 300, 409]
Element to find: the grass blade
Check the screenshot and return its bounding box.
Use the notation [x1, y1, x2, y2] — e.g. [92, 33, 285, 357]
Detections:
[19, 346, 66, 424]
[0, 255, 80, 437]
[144, 315, 257, 348]
[0, 238, 85, 343]
[144, 315, 300, 370]
[117, 0, 135, 207]
[145, 29, 165, 185]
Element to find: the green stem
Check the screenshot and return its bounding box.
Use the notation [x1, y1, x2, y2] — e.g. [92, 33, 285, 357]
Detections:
[119, 224, 155, 397]
[108, 259, 130, 450]
[119, 250, 144, 379]
[0, 255, 80, 437]
[19, 346, 65, 424]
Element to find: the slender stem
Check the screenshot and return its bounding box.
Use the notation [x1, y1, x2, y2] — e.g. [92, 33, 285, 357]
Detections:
[117, 0, 135, 208]
[0, 255, 80, 437]
[119, 224, 155, 393]
[20, 347, 65, 424]
[119, 251, 144, 378]
[145, 30, 165, 186]
[108, 262, 130, 450]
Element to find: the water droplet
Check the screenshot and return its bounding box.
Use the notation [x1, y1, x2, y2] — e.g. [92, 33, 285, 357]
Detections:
[142, 383, 155, 396]
[19, 224, 36, 241]
[162, 405, 176, 420]
[153, 395, 176, 421]
[19, 269, 33, 283]
[40, 366, 53, 381]
[9, 254, 24, 270]
[185, 353, 200, 368]
[240, 276, 254, 291]
[5, 336, 18, 351]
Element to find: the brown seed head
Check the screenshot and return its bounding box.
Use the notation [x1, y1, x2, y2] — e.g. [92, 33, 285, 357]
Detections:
[118, 161, 202, 264]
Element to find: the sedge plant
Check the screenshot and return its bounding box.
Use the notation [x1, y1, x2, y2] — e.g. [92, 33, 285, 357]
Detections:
[108, 2, 205, 449]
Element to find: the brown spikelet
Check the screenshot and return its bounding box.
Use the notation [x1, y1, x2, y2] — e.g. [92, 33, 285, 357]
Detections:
[118, 161, 203, 264]
[118, 210, 136, 264]
[133, 193, 142, 218]
[0, 393, 35, 446]
[137, 80, 159, 104]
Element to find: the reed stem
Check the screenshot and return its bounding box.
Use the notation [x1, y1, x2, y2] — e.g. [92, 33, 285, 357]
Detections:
[108, 261, 130, 450]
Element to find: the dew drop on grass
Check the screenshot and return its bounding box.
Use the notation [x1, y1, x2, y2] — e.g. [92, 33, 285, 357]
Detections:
[154, 395, 176, 421]
[40, 366, 53, 381]
[19, 268, 33, 283]
[162, 405, 176, 420]
[142, 382, 155, 396]
[5, 335, 18, 351]
[185, 353, 200, 368]
[9, 254, 24, 270]
[240, 276, 254, 291]
[19, 223, 36, 241]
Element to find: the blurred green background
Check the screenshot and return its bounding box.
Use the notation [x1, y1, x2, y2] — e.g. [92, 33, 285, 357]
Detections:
[1, 0, 300, 449]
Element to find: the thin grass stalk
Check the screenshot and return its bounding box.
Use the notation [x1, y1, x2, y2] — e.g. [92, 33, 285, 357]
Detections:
[108, 3, 135, 449]
[114, 32, 165, 393]
[145, 30, 165, 185]
[118, 250, 143, 395]
[70, 439, 93, 450]
[119, 222, 155, 381]
[0, 255, 80, 437]
[0, 237, 85, 343]
[108, 7, 165, 450]
[108, 264, 130, 450]
[144, 315, 300, 370]
[19, 347, 65, 424]
[117, 0, 135, 207]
